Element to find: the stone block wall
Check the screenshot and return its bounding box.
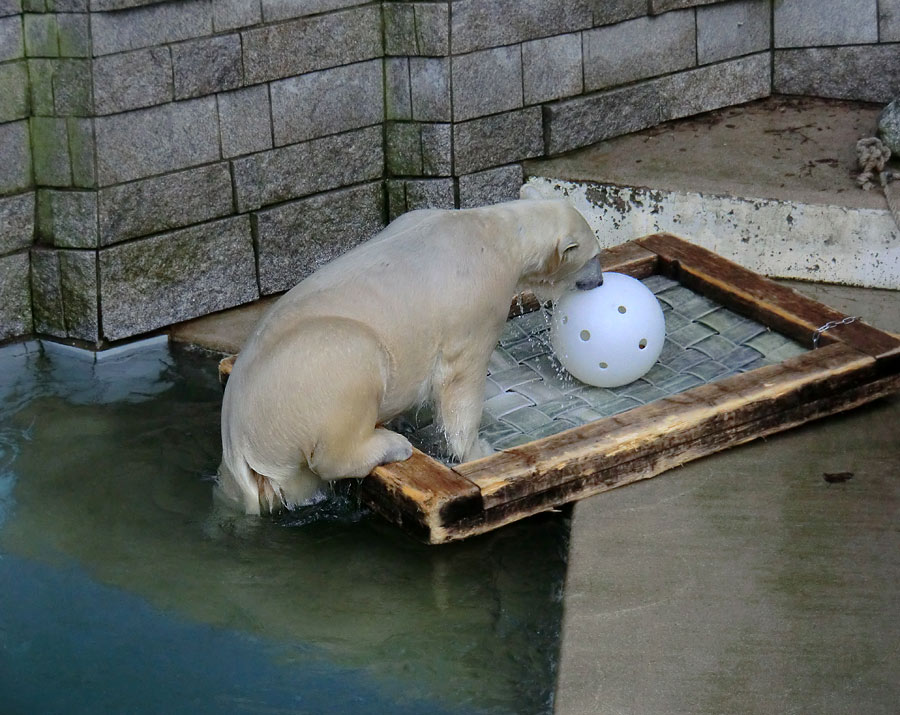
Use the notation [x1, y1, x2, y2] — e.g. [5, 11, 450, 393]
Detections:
[773, 0, 900, 102]
[0, 2, 33, 341]
[11, 0, 387, 344]
[0, 0, 897, 345]
[384, 0, 773, 217]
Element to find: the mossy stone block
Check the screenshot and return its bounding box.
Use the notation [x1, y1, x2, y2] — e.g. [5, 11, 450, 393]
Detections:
[37, 189, 98, 248]
[97, 163, 232, 245]
[31, 116, 71, 186]
[57, 11, 89, 57]
[30, 247, 66, 335]
[0, 15, 24, 62]
[0, 192, 35, 255]
[0, 251, 33, 340]
[0, 61, 29, 122]
[27, 58, 54, 115]
[67, 117, 96, 188]
[59, 249, 99, 342]
[384, 57, 411, 121]
[0, 120, 32, 193]
[92, 46, 171, 115]
[53, 58, 93, 115]
[30, 246, 99, 341]
[386, 121, 422, 176]
[217, 84, 272, 159]
[98, 216, 258, 340]
[24, 12, 58, 57]
[254, 182, 385, 294]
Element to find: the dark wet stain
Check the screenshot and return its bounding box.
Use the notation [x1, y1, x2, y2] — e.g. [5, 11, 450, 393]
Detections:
[823, 471, 854, 484]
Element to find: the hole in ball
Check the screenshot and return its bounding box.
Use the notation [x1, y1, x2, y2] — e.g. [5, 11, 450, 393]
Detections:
[618, 305, 627, 314]
[580, 329, 591, 341]
[599, 362, 609, 369]
[639, 338, 648, 349]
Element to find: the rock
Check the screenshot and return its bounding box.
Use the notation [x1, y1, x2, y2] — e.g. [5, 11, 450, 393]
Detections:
[877, 98, 900, 156]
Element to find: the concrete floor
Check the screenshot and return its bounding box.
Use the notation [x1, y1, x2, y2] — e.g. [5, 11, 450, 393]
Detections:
[554, 282, 900, 715]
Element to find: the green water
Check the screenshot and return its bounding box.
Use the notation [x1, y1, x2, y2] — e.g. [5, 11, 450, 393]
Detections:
[0, 338, 569, 714]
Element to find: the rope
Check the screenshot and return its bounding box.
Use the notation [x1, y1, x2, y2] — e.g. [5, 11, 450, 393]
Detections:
[856, 136, 900, 229]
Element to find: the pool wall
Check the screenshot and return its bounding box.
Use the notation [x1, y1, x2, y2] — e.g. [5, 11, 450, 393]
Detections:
[0, 0, 897, 345]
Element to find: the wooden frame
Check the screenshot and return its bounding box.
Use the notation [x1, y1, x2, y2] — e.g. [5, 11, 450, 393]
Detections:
[361, 234, 900, 544]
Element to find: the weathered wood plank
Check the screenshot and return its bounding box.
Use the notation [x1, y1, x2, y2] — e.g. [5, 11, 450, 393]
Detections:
[362, 449, 483, 544]
[455, 343, 879, 510]
[597, 240, 659, 279]
[637, 233, 900, 367]
[434, 368, 900, 543]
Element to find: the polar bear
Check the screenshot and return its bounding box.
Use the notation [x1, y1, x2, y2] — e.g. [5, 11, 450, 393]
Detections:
[217, 188, 603, 514]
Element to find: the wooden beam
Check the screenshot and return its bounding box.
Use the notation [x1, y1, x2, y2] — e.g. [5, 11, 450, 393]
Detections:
[438, 360, 900, 543]
[637, 233, 900, 368]
[455, 343, 879, 510]
[362, 449, 482, 544]
[597, 239, 659, 279]
[218, 354, 236, 383]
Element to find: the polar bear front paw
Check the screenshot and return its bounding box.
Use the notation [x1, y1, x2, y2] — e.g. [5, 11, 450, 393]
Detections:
[373, 428, 414, 466]
[462, 437, 494, 462]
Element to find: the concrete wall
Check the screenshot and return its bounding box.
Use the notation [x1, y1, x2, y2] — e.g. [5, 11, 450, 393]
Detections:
[0, 0, 896, 346]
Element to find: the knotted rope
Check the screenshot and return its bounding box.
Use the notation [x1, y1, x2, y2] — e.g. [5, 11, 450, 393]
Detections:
[856, 137, 890, 190]
[856, 136, 900, 229]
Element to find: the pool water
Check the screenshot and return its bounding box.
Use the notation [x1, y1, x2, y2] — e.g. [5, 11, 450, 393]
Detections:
[0, 338, 569, 714]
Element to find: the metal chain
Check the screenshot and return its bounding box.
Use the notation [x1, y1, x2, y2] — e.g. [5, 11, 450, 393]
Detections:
[812, 316, 861, 349]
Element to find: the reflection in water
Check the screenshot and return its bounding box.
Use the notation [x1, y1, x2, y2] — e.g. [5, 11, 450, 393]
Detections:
[0, 339, 569, 714]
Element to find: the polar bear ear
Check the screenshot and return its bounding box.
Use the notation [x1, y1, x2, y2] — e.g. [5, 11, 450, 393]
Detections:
[519, 183, 544, 201]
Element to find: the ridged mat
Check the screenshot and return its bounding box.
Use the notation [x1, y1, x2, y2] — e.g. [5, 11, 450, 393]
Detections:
[390, 275, 808, 461]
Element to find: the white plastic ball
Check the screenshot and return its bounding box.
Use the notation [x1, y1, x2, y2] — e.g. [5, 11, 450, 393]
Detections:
[550, 272, 666, 387]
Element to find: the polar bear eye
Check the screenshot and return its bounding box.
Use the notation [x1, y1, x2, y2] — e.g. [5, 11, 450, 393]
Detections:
[562, 242, 579, 257]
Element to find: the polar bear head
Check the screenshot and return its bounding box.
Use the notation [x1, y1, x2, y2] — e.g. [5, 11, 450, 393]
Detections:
[516, 184, 603, 301]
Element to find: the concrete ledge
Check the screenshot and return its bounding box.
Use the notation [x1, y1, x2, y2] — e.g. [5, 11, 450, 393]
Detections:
[529, 177, 900, 289]
[527, 96, 900, 289]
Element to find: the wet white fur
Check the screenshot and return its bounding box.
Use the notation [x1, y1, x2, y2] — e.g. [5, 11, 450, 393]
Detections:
[217, 191, 599, 514]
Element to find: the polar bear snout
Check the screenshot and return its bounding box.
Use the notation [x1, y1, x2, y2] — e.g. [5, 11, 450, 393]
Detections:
[574, 255, 604, 290]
